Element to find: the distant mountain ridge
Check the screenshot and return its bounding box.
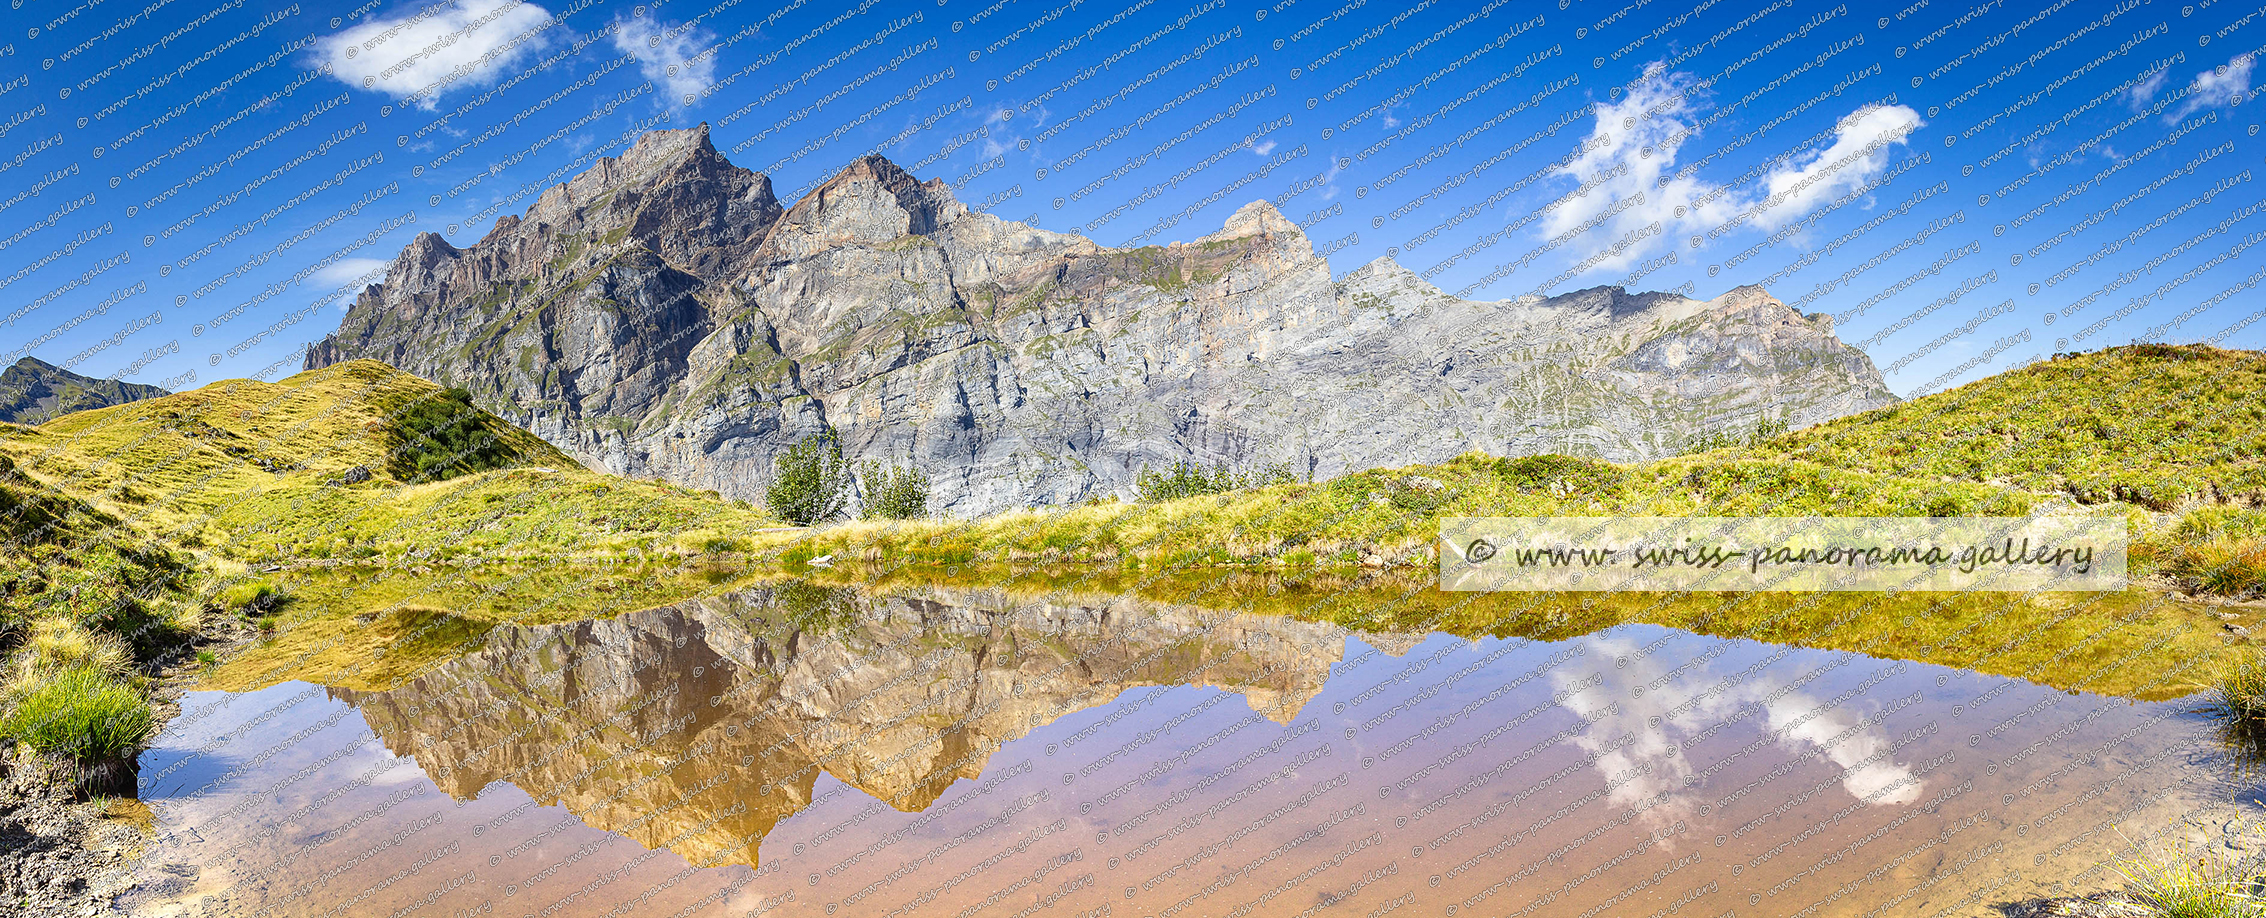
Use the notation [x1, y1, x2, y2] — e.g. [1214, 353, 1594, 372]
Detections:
[0, 358, 168, 425]
[306, 123, 1897, 515]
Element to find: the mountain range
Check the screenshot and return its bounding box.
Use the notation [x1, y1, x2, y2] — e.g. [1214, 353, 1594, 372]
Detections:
[0, 357, 168, 426]
[305, 124, 1896, 515]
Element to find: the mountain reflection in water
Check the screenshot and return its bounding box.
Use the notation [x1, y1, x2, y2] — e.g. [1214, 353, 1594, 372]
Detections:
[124, 581, 2241, 918]
[343, 582, 1355, 871]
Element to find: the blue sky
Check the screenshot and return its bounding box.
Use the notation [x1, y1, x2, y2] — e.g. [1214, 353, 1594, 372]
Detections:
[3, 0, 2262, 398]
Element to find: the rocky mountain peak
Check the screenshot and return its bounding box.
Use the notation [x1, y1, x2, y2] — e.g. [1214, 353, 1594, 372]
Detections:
[1340, 254, 1427, 285]
[1701, 283, 1835, 332]
[618, 121, 724, 171]
[505, 121, 780, 282]
[308, 126, 1899, 516]
[1187, 199, 1314, 270]
[386, 231, 462, 297]
[1713, 283, 1784, 312]
[1527, 284, 1702, 323]
[758, 154, 961, 259]
[1338, 255, 1453, 313]
[1201, 200, 1301, 242]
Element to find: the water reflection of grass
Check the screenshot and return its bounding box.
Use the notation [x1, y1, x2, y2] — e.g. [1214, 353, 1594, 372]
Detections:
[819, 564, 2241, 701]
[202, 560, 772, 691]
[2205, 652, 2266, 777]
[203, 557, 2246, 702]
[204, 605, 494, 693]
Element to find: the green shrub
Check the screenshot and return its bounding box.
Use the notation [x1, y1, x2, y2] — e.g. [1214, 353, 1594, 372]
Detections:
[2165, 538, 2266, 599]
[2211, 652, 2266, 723]
[861, 460, 931, 520]
[2177, 507, 2266, 543]
[2206, 650, 2266, 772]
[1679, 414, 1791, 455]
[386, 387, 521, 482]
[1134, 459, 1297, 502]
[217, 578, 285, 613]
[1495, 454, 1627, 497]
[1136, 459, 1235, 502]
[2, 666, 154, 768]
[766, 428, 853, 526]
[1382, 475, 1452, 512]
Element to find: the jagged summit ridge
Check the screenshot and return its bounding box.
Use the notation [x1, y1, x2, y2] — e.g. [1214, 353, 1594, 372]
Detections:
[308, 127, 1896, 515]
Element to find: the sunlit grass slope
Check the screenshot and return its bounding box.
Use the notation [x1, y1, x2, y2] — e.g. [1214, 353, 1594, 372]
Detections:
[0, 359, 773, 565]
[0, 452, 200, 794]
[1747, 343, 2266, 510]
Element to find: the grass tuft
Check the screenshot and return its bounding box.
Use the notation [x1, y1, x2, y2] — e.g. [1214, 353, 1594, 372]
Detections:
[1, 666, 155, 797]
[10, 619, 132, 684]
[2106, 842, 2266, 918]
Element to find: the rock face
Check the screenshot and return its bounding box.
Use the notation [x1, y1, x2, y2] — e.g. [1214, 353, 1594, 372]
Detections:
[306, 123, 1896, 515]
[336, 582, 1377, 870]
[0, 358, 168, 425]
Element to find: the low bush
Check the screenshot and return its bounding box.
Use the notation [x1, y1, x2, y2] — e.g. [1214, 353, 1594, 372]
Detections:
[11, 619, 130, 681]
[1, 666, 154, 798]
[2161, 538, 2266, 600]
[1494, 454, 1627, 498]
[1135, 459, 1297, 502]
[861, 460, 931, 520]
[386, 387, 523, 482]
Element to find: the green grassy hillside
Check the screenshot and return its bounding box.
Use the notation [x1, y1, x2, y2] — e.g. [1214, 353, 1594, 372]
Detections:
[0, 359, 774, 565]
[1747, 343, 2266, 510]
[0, 452, 202, 794]
[0, 360, 777, 792]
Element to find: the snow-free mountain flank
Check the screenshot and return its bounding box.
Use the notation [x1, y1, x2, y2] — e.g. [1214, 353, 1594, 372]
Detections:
[307, 124, 1896, 515]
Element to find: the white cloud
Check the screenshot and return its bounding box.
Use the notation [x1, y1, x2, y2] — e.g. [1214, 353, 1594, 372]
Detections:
[1540, 63, 1921, 276]
[614, 13, 715, 107]
[1541, 63, 1741, 274]
[2169, 53, 2255, 121]
[318, 0, 555, 108]
[2125, 67, 2168, 110]
[1549, 632, 1920, 831]
[314, 257, 392, 286]
[1750, 103, 1922, 231]
[980, 107, 1025, 159]
[314, 257, 392, 308]
[1251, 140, 1277, 156]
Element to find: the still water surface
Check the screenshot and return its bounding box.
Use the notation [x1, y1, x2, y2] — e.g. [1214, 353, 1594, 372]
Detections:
[120, 582, 2250, 918]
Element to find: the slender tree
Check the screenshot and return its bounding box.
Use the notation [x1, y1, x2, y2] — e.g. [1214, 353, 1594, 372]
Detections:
[766, 427, 853, 525]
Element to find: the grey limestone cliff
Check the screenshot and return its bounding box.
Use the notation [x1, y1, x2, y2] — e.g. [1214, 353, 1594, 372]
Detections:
[306, 124, 1896, 515]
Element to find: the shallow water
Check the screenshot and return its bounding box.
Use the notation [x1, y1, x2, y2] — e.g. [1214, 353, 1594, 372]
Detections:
[122, 582, 2256, 918]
